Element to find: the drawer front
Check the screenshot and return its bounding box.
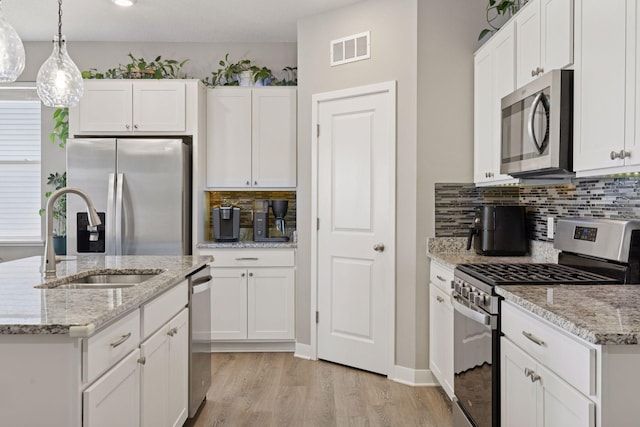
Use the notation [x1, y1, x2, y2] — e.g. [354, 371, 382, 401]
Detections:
[501, 301, 595, 396]
[204, 249, 295, 267]
[142, 280, 188, 340]
[430, 260, 454, 295]
[85, 309, 140, 384]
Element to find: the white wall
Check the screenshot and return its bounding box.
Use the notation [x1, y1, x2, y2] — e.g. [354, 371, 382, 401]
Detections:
[297, 0, 486, 370]
[416, 1, 488, 366]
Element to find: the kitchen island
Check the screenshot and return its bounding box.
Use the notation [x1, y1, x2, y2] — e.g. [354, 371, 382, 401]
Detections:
[0, 254, 211, 427]
[497, 284, 640, 427]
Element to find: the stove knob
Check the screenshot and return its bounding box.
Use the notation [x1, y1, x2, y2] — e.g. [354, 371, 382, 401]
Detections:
[461, 286, 470, 298]
[474, 293, 484, 306]
[454, 281, 461, 293]
[469, 291, 477, 303]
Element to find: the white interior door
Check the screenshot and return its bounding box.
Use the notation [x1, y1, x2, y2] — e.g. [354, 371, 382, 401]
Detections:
[315, 83, 396, 375]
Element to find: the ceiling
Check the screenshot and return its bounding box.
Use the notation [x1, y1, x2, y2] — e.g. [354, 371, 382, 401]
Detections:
[4, 0, 362, 43]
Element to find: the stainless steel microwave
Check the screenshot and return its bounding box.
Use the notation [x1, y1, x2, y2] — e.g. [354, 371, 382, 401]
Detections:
[500, 69, 573, 178]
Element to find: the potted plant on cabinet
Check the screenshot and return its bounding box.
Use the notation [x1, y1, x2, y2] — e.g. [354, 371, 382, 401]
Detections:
[479, 0, 528, 40]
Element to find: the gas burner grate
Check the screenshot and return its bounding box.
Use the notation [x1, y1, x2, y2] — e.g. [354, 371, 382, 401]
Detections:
[455, 263, 620, 286]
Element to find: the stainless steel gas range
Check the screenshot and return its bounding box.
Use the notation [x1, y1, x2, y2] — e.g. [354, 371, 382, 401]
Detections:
[451, 218, 640, 427]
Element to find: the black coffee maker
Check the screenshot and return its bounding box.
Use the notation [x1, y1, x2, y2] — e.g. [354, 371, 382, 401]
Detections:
[467, 205, 528, 256]
[253, 199, 289, 242]
[212, 206, 240, 242]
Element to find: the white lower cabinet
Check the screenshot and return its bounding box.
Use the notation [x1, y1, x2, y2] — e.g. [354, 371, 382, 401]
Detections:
[140, 309, 189, 427]
[83, 349, 141, 427]
[203, 248, 296, 349]
[211, 267, 295, 341]
[428, 260, 454, 399]
[501, 337, 594, 427]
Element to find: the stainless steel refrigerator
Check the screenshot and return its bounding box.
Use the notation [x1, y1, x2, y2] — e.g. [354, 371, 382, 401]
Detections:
[66, 138, 191, 256]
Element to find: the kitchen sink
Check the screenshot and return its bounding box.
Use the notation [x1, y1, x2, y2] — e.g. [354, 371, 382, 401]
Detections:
[36, 270, 163, 289]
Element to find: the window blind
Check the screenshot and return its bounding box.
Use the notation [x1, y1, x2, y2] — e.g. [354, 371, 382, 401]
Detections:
[0, 100, 42, 242]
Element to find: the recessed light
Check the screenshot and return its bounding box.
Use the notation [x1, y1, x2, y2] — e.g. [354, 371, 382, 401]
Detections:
[113, 0, 137, 6]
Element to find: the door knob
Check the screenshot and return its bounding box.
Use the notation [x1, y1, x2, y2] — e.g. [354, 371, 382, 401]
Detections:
[373, 243, 385, 252]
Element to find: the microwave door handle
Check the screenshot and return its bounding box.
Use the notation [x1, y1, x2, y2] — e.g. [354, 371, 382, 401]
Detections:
[527, 92, 550, 155]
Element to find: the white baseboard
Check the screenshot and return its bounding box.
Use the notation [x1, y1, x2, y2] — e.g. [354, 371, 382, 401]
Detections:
[208, 341, 295, 353]
[391, 365, 439, 387]
[294, 342, 314, 360]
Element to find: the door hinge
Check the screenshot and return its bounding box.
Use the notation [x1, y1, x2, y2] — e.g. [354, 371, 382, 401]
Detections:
[317, 217, 320, 230]
[316, 311, 319, 323]
[317, 124, 320, 138]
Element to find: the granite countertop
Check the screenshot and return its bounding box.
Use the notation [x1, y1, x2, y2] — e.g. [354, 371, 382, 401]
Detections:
[0, 255, 211, 337]
[198, 241, 297, 249]
[426, 237, 558, 268]
[496, 285, 640, 345]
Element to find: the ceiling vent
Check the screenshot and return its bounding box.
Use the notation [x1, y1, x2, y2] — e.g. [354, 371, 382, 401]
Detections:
[330, 31, 370, 66]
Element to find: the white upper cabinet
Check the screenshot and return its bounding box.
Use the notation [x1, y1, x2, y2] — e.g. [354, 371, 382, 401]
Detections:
[474, 21, 519, 185]
[574, 0, 640, 175]
[516, 0, 574, 88]
[71, 80, 186, 134]
[206, 87, 297, 189]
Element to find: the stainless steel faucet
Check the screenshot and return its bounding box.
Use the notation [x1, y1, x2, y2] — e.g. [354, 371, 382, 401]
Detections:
[42, 187, 102, 278]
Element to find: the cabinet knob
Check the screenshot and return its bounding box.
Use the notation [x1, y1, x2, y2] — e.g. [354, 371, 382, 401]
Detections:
[373, 243, 385, 252]
[436, 296, 444, 303]
[241, 273, 245, 277]
[254, 181, 258, 186]
[125, 124, 130, 130]
[133, 124, 139, 130]
[531, 69, 537, 77]
[249, 272, 253, 277]
[167, 327, 178, 337]
[137, 356, 146, 365]
[246, 181, 250, 186]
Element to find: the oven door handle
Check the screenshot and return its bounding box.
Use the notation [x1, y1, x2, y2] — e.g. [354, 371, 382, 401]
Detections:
[451, 294, 495, 328]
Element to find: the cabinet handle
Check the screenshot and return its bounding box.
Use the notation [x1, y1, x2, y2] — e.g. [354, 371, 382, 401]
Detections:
[436, 296, 444, 303]
[436, 275, 446, 282]
[137, 356, 146, 365]
[610, 150, 630, 160]
[522, 330, 545, 346]
[235, 257, 259, 261]
[249, 272, 253, 277]
[110, 332, 132, 348]
[167, 327, 178, 337]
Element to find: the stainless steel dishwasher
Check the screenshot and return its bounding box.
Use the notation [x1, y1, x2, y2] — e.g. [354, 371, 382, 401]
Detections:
[188, 265, 212, 418]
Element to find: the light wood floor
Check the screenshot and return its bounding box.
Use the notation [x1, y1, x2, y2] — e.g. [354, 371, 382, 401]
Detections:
[185, 352, 452, 427]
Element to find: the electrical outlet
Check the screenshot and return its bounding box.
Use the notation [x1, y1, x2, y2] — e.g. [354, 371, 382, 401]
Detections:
[547, 216, 555, 239]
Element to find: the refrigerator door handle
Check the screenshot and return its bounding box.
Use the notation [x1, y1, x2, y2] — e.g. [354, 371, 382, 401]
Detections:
[106, 173, 116, 255]
[115, 173, 124, 255]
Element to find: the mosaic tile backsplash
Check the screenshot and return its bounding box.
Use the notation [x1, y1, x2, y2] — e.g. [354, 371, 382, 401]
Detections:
[205, 191, 296, 241]
[435, 178, 640, 242]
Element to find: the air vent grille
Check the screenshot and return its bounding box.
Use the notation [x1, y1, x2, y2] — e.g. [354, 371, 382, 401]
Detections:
[330, 31, 370, 66]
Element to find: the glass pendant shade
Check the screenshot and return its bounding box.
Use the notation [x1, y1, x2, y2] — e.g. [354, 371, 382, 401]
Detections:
[36, 35, 83, 108]
[0, 5, 25, 82]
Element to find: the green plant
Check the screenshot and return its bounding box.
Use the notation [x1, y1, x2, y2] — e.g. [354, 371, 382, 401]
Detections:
[50, 107, 69, 148]
[203, 53, 252, 87]
[479, 0, 528, 41]
[39, 171, 67, 236]
[276, 66, 297, 86]
[81, 53, 189, 79]
[250, 65, 273, 85]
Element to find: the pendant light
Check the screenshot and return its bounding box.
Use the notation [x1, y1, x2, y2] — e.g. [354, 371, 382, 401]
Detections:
[0, 0, 25, 82]
[36, 0, 83, 107]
